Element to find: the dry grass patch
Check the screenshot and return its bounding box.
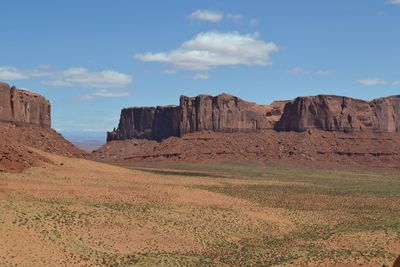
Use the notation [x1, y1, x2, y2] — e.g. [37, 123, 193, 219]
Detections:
[0, 154, 399, 266]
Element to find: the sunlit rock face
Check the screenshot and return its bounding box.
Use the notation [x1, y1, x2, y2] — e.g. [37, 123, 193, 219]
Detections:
[107, 93, 400, 142]
[0, 82, 51, 128]
[275, 95, 400, 133]
[107, 93, 286, 141]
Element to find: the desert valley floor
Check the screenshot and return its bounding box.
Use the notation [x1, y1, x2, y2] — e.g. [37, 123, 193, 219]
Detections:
[1, 149, 399, 266]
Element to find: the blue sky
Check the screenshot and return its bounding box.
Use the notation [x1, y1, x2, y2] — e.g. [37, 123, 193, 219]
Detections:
[1, 0, 399, 140]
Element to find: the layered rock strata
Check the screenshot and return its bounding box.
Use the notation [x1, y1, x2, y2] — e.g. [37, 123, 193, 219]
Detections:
[107, 93, 286, 141]
[0, 82, 51, 128]
[108, 93, 400, 142]
[275, 95, 400, 133]
[179, 94, 285, 135]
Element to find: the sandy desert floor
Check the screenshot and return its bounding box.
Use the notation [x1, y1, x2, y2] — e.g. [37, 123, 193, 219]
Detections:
[0, 150, 399, 266]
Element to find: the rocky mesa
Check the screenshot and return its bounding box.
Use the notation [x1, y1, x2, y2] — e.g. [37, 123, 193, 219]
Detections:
[275, 94, 400, 133]
[0, 82, 51, 128]
[107, 93, 287, 141]
[107, 93, 400, 142]
[0, 82, 85, 172]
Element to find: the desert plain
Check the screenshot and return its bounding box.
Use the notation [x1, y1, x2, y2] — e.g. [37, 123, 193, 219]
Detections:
[1, 149, 399, 266]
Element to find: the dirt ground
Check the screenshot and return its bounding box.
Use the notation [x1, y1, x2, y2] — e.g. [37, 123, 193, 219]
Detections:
[0, 150, 399, 266]
[92, 130, 400, 169]
[0, 124, 86, 172]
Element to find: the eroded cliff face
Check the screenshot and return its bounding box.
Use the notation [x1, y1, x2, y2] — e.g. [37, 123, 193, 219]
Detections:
[107, 93, 286, 141]
[107, 107, 156, 141]
[275, 95, 400, 133]
[152, 106, 181, 141]
[371, 96, 400, 133]
[0, 82, 51, 128]
[107, 106, 181, 141]
[107, 93, 400, 142]
[180, 94, 284, 135]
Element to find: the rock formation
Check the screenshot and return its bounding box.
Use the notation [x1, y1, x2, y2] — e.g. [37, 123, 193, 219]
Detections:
[107, 93, 286, 141]
[107, 106, 181, 141]
[275, 95, 400, 133]
[0, 82, 86, 172]
[107, 107, 156, 141]
[151, 106, 181, 141]
[108, 93, 400, 142]
[180, 94, 285, 135]
[0, 82, 51, 128]
[94, 129, 400, 168]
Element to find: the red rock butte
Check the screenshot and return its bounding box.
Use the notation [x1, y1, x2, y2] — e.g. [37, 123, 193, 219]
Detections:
[0, 82, 51, 128]
[107, 93, 400, 142]
[0, 82, 85, 172]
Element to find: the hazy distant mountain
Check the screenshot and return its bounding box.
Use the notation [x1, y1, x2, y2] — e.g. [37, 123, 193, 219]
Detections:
[61, 132, 105, 152]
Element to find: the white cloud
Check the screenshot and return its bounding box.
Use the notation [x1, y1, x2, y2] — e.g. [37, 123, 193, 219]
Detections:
[356, 78, 387, 86]
[356, 78, 400, 86]
[0, 66, 132, 89]
[136, 31, 279, 70]
[289, 67, 332, 76]
[0, 65, 133, 99]
[0, 66, 30, 80]
[92, 89, 130, 97]
[387, 0, 400, 4]
[45, 68, 133, 100]
[0, 64, 56, 81]
[192, 73, 209, 80]
[189, 9, 223, 23]
[44, 67, 132, 89]
[78, 89, 131, 100]
[189, 10, 244, 23]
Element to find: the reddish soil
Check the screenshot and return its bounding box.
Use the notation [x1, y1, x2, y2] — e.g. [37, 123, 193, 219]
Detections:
[0, 123, 86, 172]
[92, 130, 400, 169]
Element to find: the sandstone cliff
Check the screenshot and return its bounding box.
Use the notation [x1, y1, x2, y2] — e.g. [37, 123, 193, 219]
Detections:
[107, 107, 156, 141]
[107, 93, 286, 141]
[275, 95, 400, 133]
[180, 93, 284, 135]
[107, 106, 181, 141]
[152, 106, 181, 140]
[0, 82, 86, 172]
[0, 82, 51, 128]
[108, 93, 400, 142]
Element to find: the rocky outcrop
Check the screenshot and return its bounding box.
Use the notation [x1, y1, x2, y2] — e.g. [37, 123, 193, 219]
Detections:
[152, 106, 181, 141]
[371, 96, 400, 133]
[106, 106, 177, 142]
[0, 83, 86, 172]
[108, 93, 400, 142]
[95, 130, 400, 168]
[180, 94, 285, 135]
[107, 93, 287, 141]
[275, 95, 400, 133]
[0, 82, 51, 128]
[107, 106, 181, 141]
[107, 107, 156, 141]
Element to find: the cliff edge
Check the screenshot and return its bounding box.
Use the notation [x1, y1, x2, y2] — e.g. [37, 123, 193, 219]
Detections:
[107, 93, 287, 141]
[108, 93, 400, 142]
[0, 82, 51, 128]
[275, 95, 400, 133]
[0, 82, 85, 172]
